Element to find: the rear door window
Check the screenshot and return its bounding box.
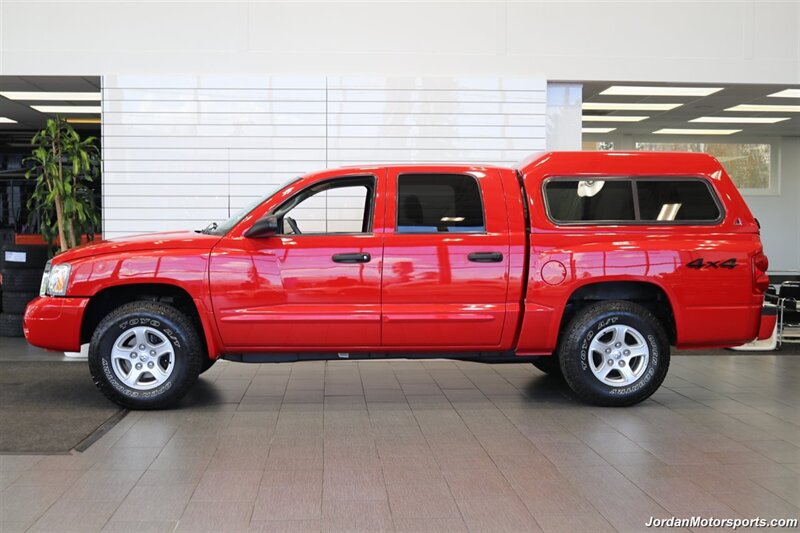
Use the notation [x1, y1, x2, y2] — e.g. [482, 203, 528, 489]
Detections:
[397, 174, 485, 233]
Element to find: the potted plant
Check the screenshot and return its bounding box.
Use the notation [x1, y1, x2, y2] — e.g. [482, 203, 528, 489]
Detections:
[24, 116, 100, 356]
[25, 116, 100, 253]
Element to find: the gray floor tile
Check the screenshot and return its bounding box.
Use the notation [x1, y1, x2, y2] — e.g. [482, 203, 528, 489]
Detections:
[321, 500, 393, 532]
[176, 500, 253, 532]
[2, 355, 800, 531]
[386, 480, 460, 519]
[28, 500, 117, 532]
[192, 468, 263, 502]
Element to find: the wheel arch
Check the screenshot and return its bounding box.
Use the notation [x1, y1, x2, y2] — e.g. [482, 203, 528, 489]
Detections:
[81, 283, 218, 359]
[560, 280, 677, 345]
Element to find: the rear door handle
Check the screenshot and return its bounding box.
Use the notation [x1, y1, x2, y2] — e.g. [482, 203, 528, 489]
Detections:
[332, 252, 371, 263]
[468, 252, 503, 263]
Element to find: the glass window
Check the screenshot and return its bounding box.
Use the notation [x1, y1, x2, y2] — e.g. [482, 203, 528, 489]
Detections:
[276, 177, 374, 235]
[637, 180, 721, 222]
[634, 142, 771, 190]
[397, 174, 485, 233]
[582, 141, 615, 151]
[544, 179, 635, 223]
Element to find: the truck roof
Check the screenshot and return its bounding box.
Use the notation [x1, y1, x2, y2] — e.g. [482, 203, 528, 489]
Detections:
[330, 151, 722, 177]
[514, 150, 724, 180]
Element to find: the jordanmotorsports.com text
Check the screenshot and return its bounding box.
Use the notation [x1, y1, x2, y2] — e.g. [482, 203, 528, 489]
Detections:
[645, 516, 798, 529]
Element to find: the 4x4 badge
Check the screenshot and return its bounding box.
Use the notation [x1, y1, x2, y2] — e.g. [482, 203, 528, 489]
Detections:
[686, 258, 737, 270]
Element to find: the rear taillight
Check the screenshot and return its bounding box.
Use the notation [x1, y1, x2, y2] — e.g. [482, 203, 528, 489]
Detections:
[753, 251, 769, 294]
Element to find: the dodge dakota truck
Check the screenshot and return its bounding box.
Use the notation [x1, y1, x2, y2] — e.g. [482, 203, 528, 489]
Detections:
[24, 151, 774, 409]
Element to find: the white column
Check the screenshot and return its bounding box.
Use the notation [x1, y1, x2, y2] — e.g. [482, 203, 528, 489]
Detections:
[545, 83, 583, 151]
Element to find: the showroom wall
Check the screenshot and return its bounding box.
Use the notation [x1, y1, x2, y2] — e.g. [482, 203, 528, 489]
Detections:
[1, 2, 797, 84]
[746, 138, 800, 276]
[1, 1, 796, 272]
[102, 76, 546, 238]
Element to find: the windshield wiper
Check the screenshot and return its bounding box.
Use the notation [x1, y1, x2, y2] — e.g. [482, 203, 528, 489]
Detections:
[199, 222, 218, 234]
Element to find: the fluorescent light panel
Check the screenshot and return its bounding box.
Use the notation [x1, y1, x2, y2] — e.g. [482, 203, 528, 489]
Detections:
[726, 104, 800, 113]
[583, 102, 682, 111]
[0, 117, 17, 123]
[31, 105, 101, 114]
[582, 127, 616, 133]
[601, 85, 723, 97]
[768, 89, 800, 98]
[654, 128, 741, 135]
[690, 116, 790, 124]
[1, 91, 101, 101]
[582, 115, 649, 122]
[66, 117, 101, 124]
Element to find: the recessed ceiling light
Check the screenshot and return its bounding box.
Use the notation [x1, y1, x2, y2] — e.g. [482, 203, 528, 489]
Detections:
[767, 89, 800, 98]
[31, 105, 101, 114]
[582, 115, 649, 122]
[726, 104, 800, 112]
[1, 91, 101, 101]
[654, 128, 741, 135]
[0, 117, 18, 123]
[583, 102, 682, 111]
[582, 127, 617, 133]
[601, 86, 723, 97]
[690, 116, 790, 124]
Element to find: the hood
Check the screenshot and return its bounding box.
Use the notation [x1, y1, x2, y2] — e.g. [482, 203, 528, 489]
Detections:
[53, 231, 223, 263]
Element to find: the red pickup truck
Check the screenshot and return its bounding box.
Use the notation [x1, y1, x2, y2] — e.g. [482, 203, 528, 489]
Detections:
[24, 151, 773, 409]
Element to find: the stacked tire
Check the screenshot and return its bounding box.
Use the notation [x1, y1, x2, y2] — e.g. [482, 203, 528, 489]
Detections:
[1, 244, 49, 337]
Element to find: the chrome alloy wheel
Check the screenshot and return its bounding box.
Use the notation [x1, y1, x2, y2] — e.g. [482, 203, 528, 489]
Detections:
[588, 324, 650, 387]
[110, 326, 175, 390]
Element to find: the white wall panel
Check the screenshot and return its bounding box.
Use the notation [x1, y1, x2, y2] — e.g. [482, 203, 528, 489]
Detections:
[102, 75, 328, 238]
[326, 77, 545, 169]
[102, 76, 546, 238]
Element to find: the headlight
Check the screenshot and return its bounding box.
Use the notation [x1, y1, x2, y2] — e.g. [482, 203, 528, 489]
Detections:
[39, 261, 51, 297]
[40, 262, 71, 296]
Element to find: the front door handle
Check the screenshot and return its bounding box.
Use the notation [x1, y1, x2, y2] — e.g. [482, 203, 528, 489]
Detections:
[332, 252, 371, 264]
[468, 252, 503, 263]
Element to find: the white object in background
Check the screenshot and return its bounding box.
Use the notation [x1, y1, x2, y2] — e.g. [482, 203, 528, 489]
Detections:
[577, 180, 605, 198]
[65, 343, 89, 359]
[4, 251, 26, 263]
[546, 83, 582, 150]
[730, 319, 778, 352]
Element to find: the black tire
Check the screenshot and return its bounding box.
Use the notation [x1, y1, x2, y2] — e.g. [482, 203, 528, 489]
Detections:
[0, 245, 49, 270]
[558, 300, 670, 407]
[0, 313, 24, 337]
[88, 301, 203, 410]
[531, 356, 563, 378]
[1, 268, 44, 292]
[199, 357, 217, 375]
[1, 291, 37, 315]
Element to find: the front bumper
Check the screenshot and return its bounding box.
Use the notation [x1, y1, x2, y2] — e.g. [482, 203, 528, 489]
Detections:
[23, 296, 89, 352]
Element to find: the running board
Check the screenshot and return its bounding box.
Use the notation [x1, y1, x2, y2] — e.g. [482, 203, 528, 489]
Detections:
[220, 351, 547, 364]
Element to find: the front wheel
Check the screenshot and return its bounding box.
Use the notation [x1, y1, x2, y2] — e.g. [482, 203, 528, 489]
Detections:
[558, 300, 670, 407]
[88, 301, 203, 409]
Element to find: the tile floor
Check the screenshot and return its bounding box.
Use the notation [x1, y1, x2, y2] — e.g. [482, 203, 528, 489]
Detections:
[1, 355, 799, 532]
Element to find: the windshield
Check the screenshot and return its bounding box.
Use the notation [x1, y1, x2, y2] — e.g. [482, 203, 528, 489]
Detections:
[200, 176, 303, 235]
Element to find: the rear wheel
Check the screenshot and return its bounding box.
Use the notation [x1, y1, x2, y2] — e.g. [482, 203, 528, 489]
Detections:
[558, 300, 669, 406]
[88, 301, 203, 409]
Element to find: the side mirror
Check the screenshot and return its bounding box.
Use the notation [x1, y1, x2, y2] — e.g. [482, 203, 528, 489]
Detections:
[244, 215, 279, 238]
